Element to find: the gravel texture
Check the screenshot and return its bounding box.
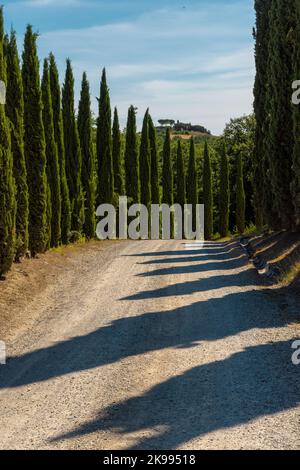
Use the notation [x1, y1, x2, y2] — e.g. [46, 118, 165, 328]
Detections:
[0, 240, 299, 450]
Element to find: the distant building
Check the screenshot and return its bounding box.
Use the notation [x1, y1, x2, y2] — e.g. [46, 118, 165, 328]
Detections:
[173, 120, 211, 134]
[156, 119, 211, 135]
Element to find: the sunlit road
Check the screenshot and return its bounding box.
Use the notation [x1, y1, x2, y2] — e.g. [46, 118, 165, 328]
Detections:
[0, 240, 299, 449]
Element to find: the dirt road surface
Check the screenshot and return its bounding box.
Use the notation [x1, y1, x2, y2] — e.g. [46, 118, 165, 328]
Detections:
[0, 240, 299, 450]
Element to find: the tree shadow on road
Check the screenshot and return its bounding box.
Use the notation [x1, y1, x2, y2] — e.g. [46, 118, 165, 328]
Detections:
[0, 285, 296, 391]
[138, 252, 243, 265]
[0, 239, 299, 449]
[51, 339, 300, 449]
[124, 241, 238, 259]
[136, 256, 247, 277]
[122, 269, 259, 300]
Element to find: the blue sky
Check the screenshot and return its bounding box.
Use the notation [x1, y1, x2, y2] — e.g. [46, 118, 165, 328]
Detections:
[3, 0, 255, 134]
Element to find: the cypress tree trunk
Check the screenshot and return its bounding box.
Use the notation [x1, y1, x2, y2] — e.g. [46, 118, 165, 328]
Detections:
[112, 107, 124, 196]
[291, 0, 300, 227]
[124, 105, 140, 204]
[62, 59, 84, 233]
[148, 114, 160, 205]
[49, 53, 71, 245]
[218, 142, 230, 238]
[265, 0, 295, 230]
[186, 137, 198, 232]
[6, 29, 28, 261]
[42, 58, 61, 247]
[22, 25, 47, 256]
[175, 140, 186, 208]
[203, 142, 213, 240]
[139, 109, 151, 210]
[253, 0, 272, 229]
[0, 8, 16, 277]
[97, 68, 114, 205]
[236, 153, 246, 235]
[78, 72, 96, 239]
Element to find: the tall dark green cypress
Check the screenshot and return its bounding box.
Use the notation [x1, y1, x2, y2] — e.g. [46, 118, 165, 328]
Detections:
[162, 126, 174, 205]
[162, 128, 174, 237]
[253, 0, 272, 229]
[186, 137, 198, 231]
[97, 68, 114, 205]
[41, 58, 61, 247]
[78, 72, 96, 239]
[112, 107, 124, 196]
[148, 114, 160, 205]
[6, 29, 28, 261]
[236, 153, 246, 234]
[162, 128, 173, 205]
[265, 0, 295, 229]
[0, 8, 16, 277]
[49, 53, 71, 244]
[62, 59, 84, 233]
[139, 109, 151, 209]
[124, 105, 140, 204]
[218, 142, 230, 238]
[291, 0, 300, 227]
[22, 25, 47, 256]
[46, 182, 52, 249]
[175, 140, 185, 208]
[203, 142, 213, 240]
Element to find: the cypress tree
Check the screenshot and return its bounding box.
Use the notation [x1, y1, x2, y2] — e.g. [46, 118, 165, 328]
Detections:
[78, 72, 96, 239]
[175, 140, 185, 238]
[97, 68, 114, 205]
[112, 107, 124, 196]
[236, 153, 246, 234]
[0, 8, 16, 277]
[41, 58, 61, 247]
[253, 0, 272, 229]
[265, 0, 295, 229]
[186, 137, 198, 232]
[291, 1, 300, 226]
[124, 105, 140, 204]
[46, 183, 52, 249]
[6, 29, 29, 261]
[203, 142, 213, 240]
[162, 128, 174, 237]
[175, 140, 185, 208]
[218, 142, 230, 238]
[62, 59, 84, 233]
[139, 109, 151, 209]
[49, 53, 71, 244]
[3, 32, 8, 77]
[162, 127, 173, 207]
[22, 25, 47, 256]
[148, 114, 160, 205]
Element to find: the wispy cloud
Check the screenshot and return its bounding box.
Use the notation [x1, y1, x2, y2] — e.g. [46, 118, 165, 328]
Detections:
[21, 0, 85, 7]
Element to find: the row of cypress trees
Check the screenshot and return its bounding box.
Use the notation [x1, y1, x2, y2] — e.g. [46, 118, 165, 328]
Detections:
[172, 137, 245, 240]
[0, 6, 246, 277]
[253, 0, 300, 230]
[0, 8, 99, 277]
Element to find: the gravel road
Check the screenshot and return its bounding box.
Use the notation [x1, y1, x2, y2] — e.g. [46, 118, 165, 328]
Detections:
[0, 240, 299, 450]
